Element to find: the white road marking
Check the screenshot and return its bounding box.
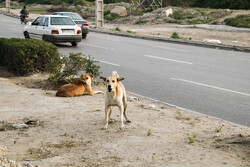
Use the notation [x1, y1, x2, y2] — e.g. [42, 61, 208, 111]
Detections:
[171, 78, 250, 97]
[82, 43, 114, 50]
[144, 55, 193, 65]
[153, 45, 186, 52]
[236, 58, 250, 62]
[97, 60, 120, 66]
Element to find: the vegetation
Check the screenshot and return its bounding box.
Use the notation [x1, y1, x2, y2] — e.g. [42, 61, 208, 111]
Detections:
[171, 32, 181, 39]
[135, 19, 148, 25]
[0, 38, 60, 75]
[225, 15, 250, 28]
[48, 52, 101, 84]
[0, 38, 101, 84]
[187, 134, 196, 143]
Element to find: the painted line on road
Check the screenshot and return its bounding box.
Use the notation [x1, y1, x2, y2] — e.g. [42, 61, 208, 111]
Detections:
[144, 55, 193, 65]
[171, 78, 250, 97]
[82, 43, 114, 50]
[153, 45, 187, 52]
[97, 60, 120, 67]
[236, 58, 250, 62]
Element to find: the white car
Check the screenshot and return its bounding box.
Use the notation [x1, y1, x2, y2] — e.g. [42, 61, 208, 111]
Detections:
[23, 15, 82, 46]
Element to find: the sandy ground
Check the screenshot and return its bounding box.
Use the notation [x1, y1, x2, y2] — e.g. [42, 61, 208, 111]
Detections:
[0, 69, 250, 167]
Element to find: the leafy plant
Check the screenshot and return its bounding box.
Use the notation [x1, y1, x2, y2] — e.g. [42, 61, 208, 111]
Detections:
[187, 134, 196, 143]
[225, 15, 250, 28]
[147, 130, 152, 136]
[48, 53, 101, 84]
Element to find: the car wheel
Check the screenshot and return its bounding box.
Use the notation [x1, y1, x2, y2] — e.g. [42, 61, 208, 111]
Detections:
[82, 34, 87, 39]
[23, 31, 30, 39]
[71, 42, 78, 46]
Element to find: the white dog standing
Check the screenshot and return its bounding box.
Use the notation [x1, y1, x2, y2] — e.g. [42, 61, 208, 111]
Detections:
[100, 71, 131, 130]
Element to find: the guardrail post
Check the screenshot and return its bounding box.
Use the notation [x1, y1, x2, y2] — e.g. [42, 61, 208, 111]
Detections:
[95, 0, 104, 28]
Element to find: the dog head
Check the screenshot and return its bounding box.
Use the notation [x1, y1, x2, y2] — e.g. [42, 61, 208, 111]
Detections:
[100, 71, 124, 93]
[80, 73, 93, 85]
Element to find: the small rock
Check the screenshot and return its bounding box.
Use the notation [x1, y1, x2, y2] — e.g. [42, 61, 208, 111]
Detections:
[203, 39, 222, 44]
[13, 123, 28, 129]
[162, 8, 173, 17]
[110, 6, 127, 17]
[149, 104, 156, 110]
[128, 96, 139, 102]
[25, 120, 39, 126]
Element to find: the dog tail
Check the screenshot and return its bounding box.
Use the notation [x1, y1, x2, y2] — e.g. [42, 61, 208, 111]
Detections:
[112, 71, 119, 78]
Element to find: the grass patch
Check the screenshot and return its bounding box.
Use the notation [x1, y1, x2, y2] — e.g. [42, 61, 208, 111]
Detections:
[135, 19, 148, 25]
[225, 15, 250, 28]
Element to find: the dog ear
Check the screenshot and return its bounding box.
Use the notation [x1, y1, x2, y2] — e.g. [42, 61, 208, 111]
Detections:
[117, 77, 124, 82]
[88, 73, 94, 78]
[100, 76, 106, 81]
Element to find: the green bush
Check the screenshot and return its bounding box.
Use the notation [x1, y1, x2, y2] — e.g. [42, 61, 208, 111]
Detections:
[0, 38, 61, 75]
[225, 15, 250, 28]
[48, 53, 101, 84]
[171, 32, 181, 39]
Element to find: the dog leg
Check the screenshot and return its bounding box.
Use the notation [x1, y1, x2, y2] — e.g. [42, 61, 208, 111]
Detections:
[119, 105, 125, 130]
[123, 96, 131, 123]
[108, 107, 115, 123]
[102, 106, 110, 130]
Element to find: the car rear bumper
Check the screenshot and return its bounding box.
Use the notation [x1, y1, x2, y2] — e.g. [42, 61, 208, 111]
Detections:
[43, 34, 82, 43]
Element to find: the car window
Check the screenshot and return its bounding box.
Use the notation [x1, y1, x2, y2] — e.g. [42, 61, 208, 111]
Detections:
[44, 17, 49, 27]
[63, 13, 83, 20]
[32, 17, 43, 26]
[50, 17, 75, 25]
[39, 17, 46, 26]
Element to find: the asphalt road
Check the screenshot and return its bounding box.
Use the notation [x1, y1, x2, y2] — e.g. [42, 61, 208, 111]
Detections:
[1, 14, 250, 127]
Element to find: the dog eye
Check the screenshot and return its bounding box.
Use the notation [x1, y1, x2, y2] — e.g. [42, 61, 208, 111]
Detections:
[107, 80, 109, 82]
[86, 77, 88, 79]
[112, 80, 115, 83]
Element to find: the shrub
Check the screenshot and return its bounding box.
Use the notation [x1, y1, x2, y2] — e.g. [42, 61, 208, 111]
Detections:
[225, 15, 250, 28]
[0, 38, 61, 75]
[171, 32, 180, 39]
[48, 52, 101, 84]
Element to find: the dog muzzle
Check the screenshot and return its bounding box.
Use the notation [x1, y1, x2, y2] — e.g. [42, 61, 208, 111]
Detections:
[108, 85, 112, 92]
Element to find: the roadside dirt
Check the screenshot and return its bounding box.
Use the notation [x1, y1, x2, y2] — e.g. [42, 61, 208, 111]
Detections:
[0, 68, 250, 167]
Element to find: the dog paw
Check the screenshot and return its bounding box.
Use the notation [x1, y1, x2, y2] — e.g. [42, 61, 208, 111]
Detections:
[119, 125, 125, 130]
[126, 120, 132, 123]
[108, 119, 115, 123]
[102, 126, 107, 130]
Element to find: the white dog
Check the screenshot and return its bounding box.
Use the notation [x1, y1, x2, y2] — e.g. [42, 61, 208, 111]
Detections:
[100, 71, 131, 130]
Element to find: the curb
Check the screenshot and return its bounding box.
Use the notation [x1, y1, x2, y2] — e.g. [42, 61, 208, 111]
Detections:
[1, 11, 250, 53]
[90, 28, 250, 53]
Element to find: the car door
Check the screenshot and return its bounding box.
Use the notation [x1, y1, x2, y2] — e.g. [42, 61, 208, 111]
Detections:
[37, 16, 50, 39]
[28, 16, 43, 39]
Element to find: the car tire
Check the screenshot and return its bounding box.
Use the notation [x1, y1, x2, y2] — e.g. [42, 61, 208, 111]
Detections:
[23, 31, 30, 39]
[71, 42, 78, 46]
[82, 34, 87, 39]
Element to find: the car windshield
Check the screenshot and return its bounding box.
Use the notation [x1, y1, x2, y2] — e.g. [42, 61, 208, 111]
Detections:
[63, 13, 83, 20]
[50, 17, 75, 25]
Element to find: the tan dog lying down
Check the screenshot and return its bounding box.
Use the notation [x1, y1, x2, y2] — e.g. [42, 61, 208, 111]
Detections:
[100, 71, 131, 130]
[56, 73, 96, 97]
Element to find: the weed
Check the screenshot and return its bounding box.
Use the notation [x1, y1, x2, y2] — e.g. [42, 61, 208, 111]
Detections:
[187, 134, 196, 143]
[135, 19, 148, 25]
[171, 32, 180, 39]
[127, 30, 136, 34]
[115, 27, 122, 32]
[225, 15, 250, 28]
[147, 130, 152, 136]
[215, 127, 222, 133]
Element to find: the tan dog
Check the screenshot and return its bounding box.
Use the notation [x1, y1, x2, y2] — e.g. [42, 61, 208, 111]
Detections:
[56, 73, 96, 97]
[100, 71, 131, 130]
